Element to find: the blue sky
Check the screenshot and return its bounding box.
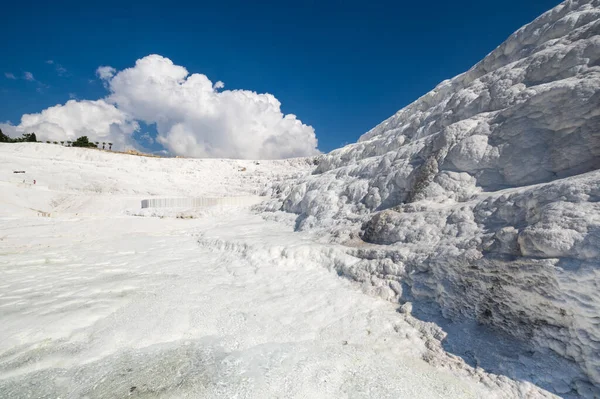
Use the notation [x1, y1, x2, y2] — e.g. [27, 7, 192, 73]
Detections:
[1, 0, 561, 155]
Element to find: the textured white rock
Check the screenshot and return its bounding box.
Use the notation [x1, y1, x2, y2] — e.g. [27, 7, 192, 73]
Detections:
[264, 0, 600, 394]
[2, 144, 556, 399]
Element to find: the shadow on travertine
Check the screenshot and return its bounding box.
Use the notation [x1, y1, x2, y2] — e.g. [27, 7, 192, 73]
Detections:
[403, 295, 597, 398]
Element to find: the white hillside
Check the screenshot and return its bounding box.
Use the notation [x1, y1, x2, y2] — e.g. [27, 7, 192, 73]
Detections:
[265, 0, 600, 395]
[0, 143, 557, 398]
[1, 143, 312, 197]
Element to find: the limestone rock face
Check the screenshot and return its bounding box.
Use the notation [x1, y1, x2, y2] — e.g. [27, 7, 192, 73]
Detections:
[263, 0, 600, 392]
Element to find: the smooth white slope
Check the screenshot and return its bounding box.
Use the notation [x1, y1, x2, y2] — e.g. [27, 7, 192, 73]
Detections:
[263, 0, 600, 395]
[0, 143, 312, 197]
[0, 144, 551, 398]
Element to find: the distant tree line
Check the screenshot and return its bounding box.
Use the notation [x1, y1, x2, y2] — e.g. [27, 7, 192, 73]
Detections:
[0, 130, 37, 143]
[0, 129, 112, 150]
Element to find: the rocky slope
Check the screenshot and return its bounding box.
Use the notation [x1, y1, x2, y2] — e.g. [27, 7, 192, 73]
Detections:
[263, 1, 600, 395]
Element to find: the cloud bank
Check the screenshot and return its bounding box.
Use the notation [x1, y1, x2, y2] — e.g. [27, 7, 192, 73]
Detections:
[7, 55, 319, 159]
[5, 100, 139, 147]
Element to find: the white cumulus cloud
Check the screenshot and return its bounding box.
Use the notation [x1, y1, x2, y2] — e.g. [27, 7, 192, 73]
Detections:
[9, 100, 139, 147]
[23, 72, 35, 81]
[96, 66, 117, 81]
[4, 72, 16, 79]
[103, 54, 318, 158]
[8, 55, 319, 159]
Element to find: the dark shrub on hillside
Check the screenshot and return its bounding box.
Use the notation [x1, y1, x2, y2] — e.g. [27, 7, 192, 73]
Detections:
[0, 129, 37, 143]
[72, 136, 98, 148]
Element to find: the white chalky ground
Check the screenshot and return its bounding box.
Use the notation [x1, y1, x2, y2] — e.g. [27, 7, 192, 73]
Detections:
[0, 144, 549, 398]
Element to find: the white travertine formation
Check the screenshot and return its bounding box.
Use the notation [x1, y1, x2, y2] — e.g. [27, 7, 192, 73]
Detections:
[266, 1, 600, 393]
